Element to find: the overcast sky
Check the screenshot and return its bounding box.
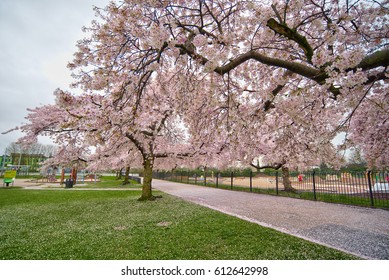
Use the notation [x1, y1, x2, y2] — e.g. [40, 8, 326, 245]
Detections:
[0, 0, 109, 153]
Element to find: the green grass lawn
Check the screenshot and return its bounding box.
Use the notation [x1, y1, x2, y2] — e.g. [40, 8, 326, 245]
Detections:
[76, 176, 142, 188]
[0, 188, 358, 260]
[42, 176, 142, 189]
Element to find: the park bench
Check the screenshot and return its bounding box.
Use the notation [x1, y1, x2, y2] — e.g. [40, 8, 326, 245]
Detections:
[2, 170, 17, 187]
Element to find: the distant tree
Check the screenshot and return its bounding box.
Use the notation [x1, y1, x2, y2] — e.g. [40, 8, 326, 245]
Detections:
[345, 147, 367, 172]
[4, 142, 58, 171]
[348, 147, 366, 165]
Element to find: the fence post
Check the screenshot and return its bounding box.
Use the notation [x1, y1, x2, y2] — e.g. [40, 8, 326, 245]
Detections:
[216, 172, 219, 188]
[276, 171, 279, 195]
[250, 170, 253, 192]
[195, 174, 197, 185]
[312, 170, 317, 201]
[204, 169, 207, 186]
[367, 170, 374, 207]
[231, 172, 233, 189]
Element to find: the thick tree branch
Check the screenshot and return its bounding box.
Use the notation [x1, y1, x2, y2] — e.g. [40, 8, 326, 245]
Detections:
[266, 18, 314, 64]
[250, 162, 283, 170]
[214, 50, 324, 82]
[125, 132, 146, 156]
[353, 49, 389, 71]
[177, 41, 388, 98]
[263, 70, 294, 111]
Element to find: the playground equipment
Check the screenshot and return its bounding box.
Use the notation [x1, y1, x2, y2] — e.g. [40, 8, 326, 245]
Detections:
[2, 170, 16, 187]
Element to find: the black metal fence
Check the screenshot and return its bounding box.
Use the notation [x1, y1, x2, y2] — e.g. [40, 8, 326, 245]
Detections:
[153, 169, 389, 209]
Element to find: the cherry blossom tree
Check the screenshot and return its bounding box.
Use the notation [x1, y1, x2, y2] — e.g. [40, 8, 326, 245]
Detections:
[12, 73, 192, 199]
[67, 0, 387, 168]
[180, 71, 343, 191]
[11, 92, 96, 170]
[6, 0, 388, 198]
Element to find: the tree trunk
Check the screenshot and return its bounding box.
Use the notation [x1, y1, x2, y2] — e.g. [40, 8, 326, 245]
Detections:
[123, 166, 130, 185]
[282, 166, 296, 192]
[71, 167, 78, 184]
[60, 168, 65, 184]
[139, 156, 155, 201]
[116, 168, 123, 180]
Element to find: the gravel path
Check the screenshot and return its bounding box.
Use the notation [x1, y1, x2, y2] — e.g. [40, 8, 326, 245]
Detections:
[152, 179, 389, 260]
